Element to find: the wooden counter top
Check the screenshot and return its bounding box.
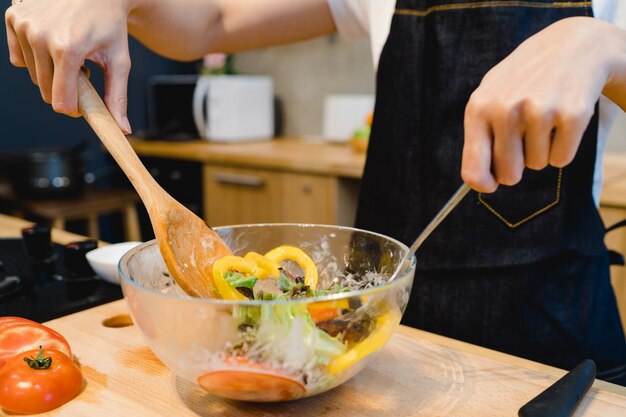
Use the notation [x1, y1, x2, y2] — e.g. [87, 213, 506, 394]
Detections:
[23, 300, 626, 417]
[129, 137, 366, 179]
[130, 137, 626, 206]
[1, 214, 626, 416]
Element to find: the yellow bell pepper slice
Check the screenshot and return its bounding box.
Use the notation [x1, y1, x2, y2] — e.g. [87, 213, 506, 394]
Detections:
[244, 252, 281, 279]
[212, 256, 258, 300]
[326, 309, 400, 376]
[264, 246, 318, 289]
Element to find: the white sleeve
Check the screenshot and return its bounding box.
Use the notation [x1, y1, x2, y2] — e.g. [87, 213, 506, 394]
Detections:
[594, 0, 626, 30]
[327, 0, 369, 41]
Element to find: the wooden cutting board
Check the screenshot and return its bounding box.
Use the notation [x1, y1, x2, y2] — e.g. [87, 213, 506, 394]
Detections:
[1, 213, 625, 416]
[0, 299, 624, 417]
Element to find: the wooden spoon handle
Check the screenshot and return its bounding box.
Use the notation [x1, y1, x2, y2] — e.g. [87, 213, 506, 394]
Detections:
[77, 71, 159, 206]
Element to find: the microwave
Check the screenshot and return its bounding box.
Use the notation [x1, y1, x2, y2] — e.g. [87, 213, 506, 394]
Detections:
[145, 75, 279, 142]
[146, 74, 200, 141]
[192, 75, 274, 142]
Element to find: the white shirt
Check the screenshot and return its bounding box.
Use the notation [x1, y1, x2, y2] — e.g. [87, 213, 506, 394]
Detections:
[327, 0, 621, 204]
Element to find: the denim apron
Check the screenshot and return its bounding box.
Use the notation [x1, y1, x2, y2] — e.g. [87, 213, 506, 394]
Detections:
[356, 0, 626, 384]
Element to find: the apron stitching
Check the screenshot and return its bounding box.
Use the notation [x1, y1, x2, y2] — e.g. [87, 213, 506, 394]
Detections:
[395, 1, 592, 17]
[477, 168, 563, 228]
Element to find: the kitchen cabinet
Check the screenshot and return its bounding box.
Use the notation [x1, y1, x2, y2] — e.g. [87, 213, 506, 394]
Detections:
[204, 166, 283, 224]
[204, 165, 359, 226]
[130, 137, 364, 227]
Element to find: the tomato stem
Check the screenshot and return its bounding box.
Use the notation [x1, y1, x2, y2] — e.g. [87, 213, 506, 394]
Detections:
[24, 345, 52, 370]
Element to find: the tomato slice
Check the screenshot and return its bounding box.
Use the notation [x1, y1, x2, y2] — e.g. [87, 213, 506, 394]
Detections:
[307, 306, 341, 323]
[0, 321, 71, 369]
[306, 300, 350, 323]
[197, 359, 306, 402]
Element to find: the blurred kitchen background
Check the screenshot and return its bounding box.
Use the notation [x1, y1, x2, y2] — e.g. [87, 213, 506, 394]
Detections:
[0, 33, 374, 242]
[1, 29, 625, 243]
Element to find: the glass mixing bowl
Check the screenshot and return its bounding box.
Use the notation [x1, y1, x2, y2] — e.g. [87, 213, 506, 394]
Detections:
[119, 224, 415, 402]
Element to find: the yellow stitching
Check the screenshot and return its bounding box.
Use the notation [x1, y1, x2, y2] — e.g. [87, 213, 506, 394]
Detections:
[477, 168, 563, 228]
[396, 2, 592, 17]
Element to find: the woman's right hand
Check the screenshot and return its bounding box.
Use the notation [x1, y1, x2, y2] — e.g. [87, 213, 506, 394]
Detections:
[5, 0, 133, 133]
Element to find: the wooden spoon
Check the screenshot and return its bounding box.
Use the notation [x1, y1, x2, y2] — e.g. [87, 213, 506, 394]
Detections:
[77, 72, 231, 298]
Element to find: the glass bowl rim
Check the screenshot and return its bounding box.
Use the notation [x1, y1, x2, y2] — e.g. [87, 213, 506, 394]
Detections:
[118, 223, 416, 306]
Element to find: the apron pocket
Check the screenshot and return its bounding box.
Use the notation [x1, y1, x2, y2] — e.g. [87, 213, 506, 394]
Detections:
[478, 167, 562, 228]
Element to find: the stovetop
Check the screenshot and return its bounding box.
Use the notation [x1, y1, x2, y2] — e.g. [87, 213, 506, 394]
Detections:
[0, 225, 123, 322]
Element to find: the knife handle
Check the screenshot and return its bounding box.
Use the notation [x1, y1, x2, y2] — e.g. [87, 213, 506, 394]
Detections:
[519, 359, 596, 417]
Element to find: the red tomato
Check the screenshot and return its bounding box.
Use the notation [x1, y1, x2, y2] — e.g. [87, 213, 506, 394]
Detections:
[0, 319, 71, 369]
[0, 348, 83, 414]
[197, 357, 305, 402]
[0, 316, 34, 331]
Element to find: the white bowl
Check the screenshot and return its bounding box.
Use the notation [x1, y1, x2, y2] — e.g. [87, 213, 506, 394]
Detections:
[86, 242, 143, 285]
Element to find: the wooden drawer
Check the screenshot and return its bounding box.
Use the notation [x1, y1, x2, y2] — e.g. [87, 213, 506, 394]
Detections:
[203, 166, 351, 226]
[280, 173, 337, 224]
[203, 166, 282, 225]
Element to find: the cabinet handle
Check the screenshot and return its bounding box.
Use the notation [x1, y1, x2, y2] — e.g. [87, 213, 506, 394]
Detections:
[212, 172, 265, 187]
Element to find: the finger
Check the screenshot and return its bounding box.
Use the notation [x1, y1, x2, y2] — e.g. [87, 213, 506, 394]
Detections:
[5, 11, 26, 67]
[549, 106, 593, 167]
[462, 109, 498, 193]
[51, 53, 82, 117]
[15, 26, 38, 84]
[522, 106, 554, 171]
[492, 109, 525, 186]
[103, 52, 132, 134]
[32, 43, 55, 103]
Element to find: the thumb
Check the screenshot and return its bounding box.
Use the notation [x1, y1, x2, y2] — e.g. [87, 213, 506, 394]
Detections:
[103, 53, 132, 135]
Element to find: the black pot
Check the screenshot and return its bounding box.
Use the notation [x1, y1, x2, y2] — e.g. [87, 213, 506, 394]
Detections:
[0, 143, 86, 200]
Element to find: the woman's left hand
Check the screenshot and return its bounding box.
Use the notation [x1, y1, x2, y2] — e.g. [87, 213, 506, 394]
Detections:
[462, 16, 626, 193]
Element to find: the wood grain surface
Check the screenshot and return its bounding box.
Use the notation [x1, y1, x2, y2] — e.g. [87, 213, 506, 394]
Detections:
[0, 300, 620, 417]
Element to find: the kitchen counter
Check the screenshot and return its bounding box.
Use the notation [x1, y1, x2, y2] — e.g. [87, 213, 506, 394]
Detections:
[130, 137, 366, 226]
[1, 213, 626, 416]
[128, 137, 626, 202]
[128, 137, 366, 179]
[128, 137, 626, 215]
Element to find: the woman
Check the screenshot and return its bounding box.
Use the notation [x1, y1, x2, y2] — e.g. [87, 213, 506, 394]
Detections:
[6, 0, 626, 384]
[334, 0, 626, 385]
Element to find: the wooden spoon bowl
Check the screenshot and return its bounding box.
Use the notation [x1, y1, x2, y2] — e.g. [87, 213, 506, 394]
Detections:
[77, 72, 230, 298]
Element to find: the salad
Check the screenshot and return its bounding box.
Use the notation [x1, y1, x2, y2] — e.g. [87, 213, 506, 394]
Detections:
[194, 245, 401, 401]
